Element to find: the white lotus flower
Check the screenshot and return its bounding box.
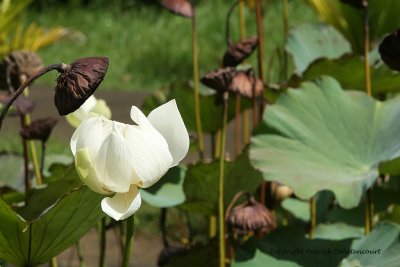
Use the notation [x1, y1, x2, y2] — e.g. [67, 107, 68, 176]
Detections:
[66, 95, 111, 128]
[70, 100, 189, 220]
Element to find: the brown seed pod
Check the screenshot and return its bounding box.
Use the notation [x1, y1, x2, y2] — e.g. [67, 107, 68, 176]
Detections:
[20, 117, 57, 142]
[0, 93, 35, 116]
[227, 196, 276, 236]
[229, 70, 263, 98]
[339, 0, 366, 9]
[0, 51, 43, 91]
[54, 57, 109, 116]
[223, 37, 258, 67]
[161, 0, 194, 18]
[200, 67, 237, 94]
[379, 29, 400, 71]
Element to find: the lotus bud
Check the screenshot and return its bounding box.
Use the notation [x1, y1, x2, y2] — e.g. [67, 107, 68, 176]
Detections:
[223, 37, 258, 67]
[161, 0, 194, 18]
[20, 117, 57, 142]
[54, 57, 109, 116]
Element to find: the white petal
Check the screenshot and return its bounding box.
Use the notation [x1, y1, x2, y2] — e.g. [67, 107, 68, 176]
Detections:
[147, 100, 189, 166]
[71, 116, 111, 157]
[94, 122, 134, 193]
[93, 99, 112, 119]
[101, 185, 142, 221]
[75, 147, 112, 195]
[124, 122, 173, 188]
[130, 106, 152, 127]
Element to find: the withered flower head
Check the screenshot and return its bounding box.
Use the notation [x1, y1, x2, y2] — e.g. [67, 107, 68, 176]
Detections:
[0, 51, 43, 91]
[54, 57, 109, 116]
[379, 29, 400, 71]
[0, 93, 35, 116]
[161, 0, 194, 18]
[223, 37, 258, 67]
[200, 67, 237, 93]
[229, 70, 264, 98]
[20, 117, 57, 142]
[339, 0, 367, 9]
[227, 196, 276, 236]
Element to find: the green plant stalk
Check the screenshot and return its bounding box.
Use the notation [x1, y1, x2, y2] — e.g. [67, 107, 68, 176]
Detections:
[20, 116, 30, 194]
[22, 86, 43, 186]
[75, 240, 86, 267]
[218, 92, 229, 267]
[192, 13, 205, 161]
[122, 216, 135, 267]
[243, 110, 250, 144]
[255, 0, 267, 205]
[282, 0, 289, 80]
[309, 196, 316, 239]
[209, 216, 217, 238]
[99, 218, 106, 267]
[50, 257, 58, 267]
[363, 0, 373, 234]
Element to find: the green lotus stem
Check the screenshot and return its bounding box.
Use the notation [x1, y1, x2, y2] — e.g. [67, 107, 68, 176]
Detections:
[98, 218, 106, 267]
[282, 0, 289, 80]
[363, 0, 373, 234]
[214, 129, 221, 159]
[122, 215, 135, 267]
[75, 240, 86, 267]
[309, 196, 316, 239]
[255, 0, 265, 102]
[218, 92, 229, 267]
[50, 257, 58, 267]
[209, 216, 217, 238]
[243, 110, 250, 144]
[192, 12, 205, 161]
[22, 83, 44, 186]
[20, 116, 30, 194]
[40, 142, 46, 179]
[160, 208, 169, 247]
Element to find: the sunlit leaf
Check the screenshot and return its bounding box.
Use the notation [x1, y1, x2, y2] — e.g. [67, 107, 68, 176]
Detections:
[250, 76, 400, 208]
[286, 23, 351, 74]
[339, 223, 400, 267]
[141, 165, 186, 208]
[0, 152, 24, 191]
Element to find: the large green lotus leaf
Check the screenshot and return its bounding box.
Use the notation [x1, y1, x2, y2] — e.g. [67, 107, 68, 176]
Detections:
[286, 23, 351, 74]
[328, 186, 400, 226]
[234, 226, 352, 267]
[250, 76, 400, 209]
[0, 152, 24, 191]
[293, 55, 400, 94]
[141, 165, 186, 208]
[233, 249, 301, 267]
[141, 82, 252, 134]
[281, 198, 310, 222]
[313, 223, 363, 241]
[307, 0, 400, 54]
[182, 147, 263, 215]
[339, 222, 400, 267]
[17, 164, 83, 221]
[0, 187, 103, 266]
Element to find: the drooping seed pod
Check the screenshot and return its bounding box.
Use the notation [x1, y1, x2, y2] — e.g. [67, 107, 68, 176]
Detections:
[54, 57, 109, 116]
[161, 0, 194, 18]
[339, 0, 366, 9]
[229, 70, 264, 98]
[227, 196, 276, 236]
[223, 37, 258, 67]
[20, 117, 57, 142]
[379, 29, 400, 71]
[0, 93, 35, 116]
[0, 51, 43, 91]
[200, 67, 237, 94]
